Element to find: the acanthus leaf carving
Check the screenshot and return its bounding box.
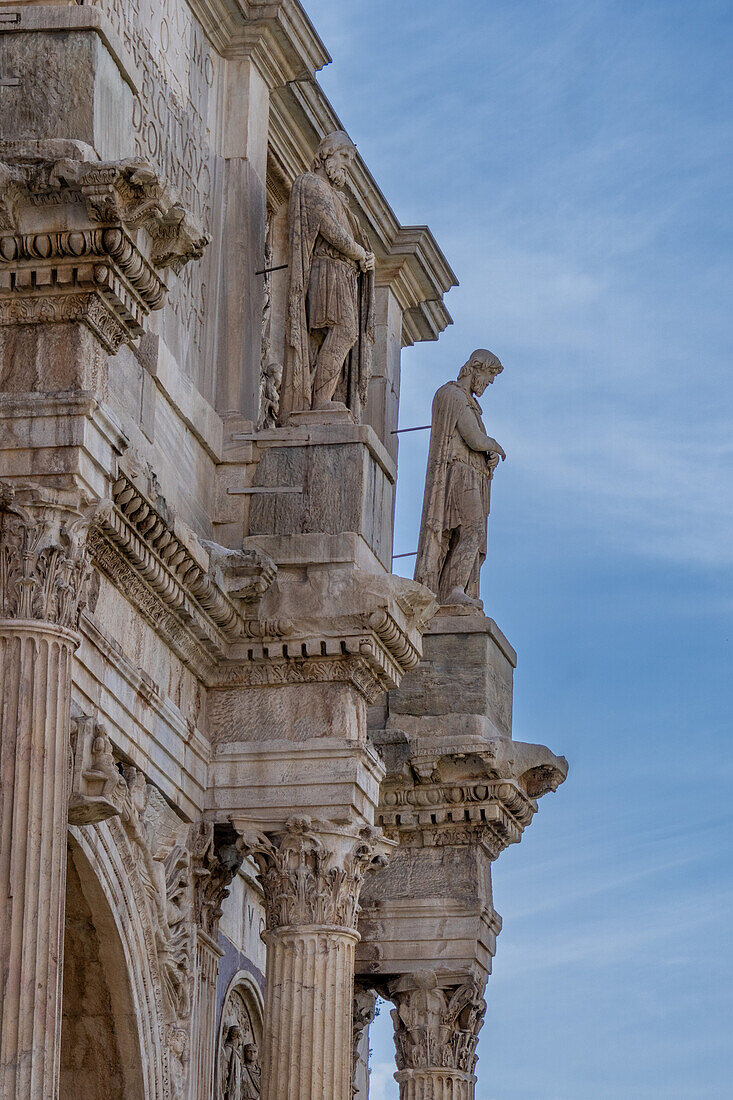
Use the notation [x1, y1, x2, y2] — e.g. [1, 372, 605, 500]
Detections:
[190, 821, 244, 939]
[390, 971, 486, 1076]
[241, 816, 389, 932]
[0, 481, 93, 630]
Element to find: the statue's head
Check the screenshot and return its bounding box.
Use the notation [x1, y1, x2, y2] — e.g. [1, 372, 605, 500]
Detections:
[458, 349, 503, 396]
[226, 1025, 243, 1048]
[312, 130, 357, 187]
[244, 1043, 258, 1064]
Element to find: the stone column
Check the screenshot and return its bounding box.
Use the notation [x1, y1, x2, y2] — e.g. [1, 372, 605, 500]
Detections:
[242, 817, 388, 1100]
[0, 483, 91, 1100]
[389, 972, 486, 1100]
[189, 822, 244, 1100]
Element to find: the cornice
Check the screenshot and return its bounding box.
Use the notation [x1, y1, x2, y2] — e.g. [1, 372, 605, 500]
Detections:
[89, 470, 277, 682]
[185, 0, 330, 83]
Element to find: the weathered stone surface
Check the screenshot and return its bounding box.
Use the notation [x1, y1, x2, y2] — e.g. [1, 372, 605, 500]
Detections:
[0, 9, 137, 160]
[280, 132, 375, 422]
[414, 351, 505, 609]
[0, 4, 563, 1100]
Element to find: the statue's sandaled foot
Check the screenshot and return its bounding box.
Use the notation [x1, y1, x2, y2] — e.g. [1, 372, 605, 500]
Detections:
[443, 586, 483, 608]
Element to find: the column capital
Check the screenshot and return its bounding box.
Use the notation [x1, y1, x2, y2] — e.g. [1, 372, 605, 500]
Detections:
[239, 816, 391, 933]
[0, 481, 93, 631]
[389, 970, 486, 1079]
[0, 144, 209, 351]
[189, 821, 244, 940]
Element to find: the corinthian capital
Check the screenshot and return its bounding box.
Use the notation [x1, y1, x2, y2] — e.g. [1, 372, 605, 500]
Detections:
[240, 816, 390, 932]
[390, 971, 486, 1076]
[189, 821, 244, 939]
[0, 482, 92, 629]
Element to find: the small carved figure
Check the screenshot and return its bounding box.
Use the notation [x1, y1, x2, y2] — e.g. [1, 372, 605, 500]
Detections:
[258, 360, 282, 430]
[167, 1026, 190, 1100]
[414, 350, 506, 608]
[279, 131, 375, 422]
[221, 1026, 261, 1099]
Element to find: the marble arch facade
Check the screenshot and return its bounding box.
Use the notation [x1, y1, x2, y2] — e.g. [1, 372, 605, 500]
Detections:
[0, 2, 566, 1099]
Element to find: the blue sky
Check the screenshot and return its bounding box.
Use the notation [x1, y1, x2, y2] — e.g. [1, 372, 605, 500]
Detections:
[305, 1, 733, 1096]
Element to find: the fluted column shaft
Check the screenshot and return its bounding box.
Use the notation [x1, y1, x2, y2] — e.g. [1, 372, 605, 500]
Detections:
[261, 925, 358, 1100]
[0, 483, 91, 1100]
[191, 931, 224, 1099]
[0, 621, 77, 1099]
[395, 1068, 475, 1100]
[241, 816, 389, 1100]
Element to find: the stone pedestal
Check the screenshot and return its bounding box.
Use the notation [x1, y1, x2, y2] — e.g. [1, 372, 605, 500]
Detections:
[240, 818, 390, 1100]
[0, 484, 90, 1100]
[225, 414, 397, 569]
[359, 612, 566, 985]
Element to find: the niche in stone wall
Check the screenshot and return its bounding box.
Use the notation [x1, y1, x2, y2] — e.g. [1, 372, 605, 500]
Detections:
[217, 973, 264, 1099]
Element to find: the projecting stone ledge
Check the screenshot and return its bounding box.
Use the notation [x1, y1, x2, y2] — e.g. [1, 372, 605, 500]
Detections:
[0, 141, 208, 354]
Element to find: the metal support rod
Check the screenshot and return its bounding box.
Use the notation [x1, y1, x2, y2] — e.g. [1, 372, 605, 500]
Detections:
[390, 425, 431, 434]
[227, 486, 303, 495]
[255, 263, 290, 276]
[392, 551, 418, 559]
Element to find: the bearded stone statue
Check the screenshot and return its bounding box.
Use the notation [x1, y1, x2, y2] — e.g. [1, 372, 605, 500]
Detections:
[414, 350, 506, 608]
[279, 130, 375, 422]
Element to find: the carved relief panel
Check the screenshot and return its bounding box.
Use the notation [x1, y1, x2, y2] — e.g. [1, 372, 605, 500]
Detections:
[218, 980, 263, 1100]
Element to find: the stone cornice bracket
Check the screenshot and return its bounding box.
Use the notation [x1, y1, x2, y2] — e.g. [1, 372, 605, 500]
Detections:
[0, 480, 93, 630]
[237, 816, 392, 933]
[190, 820, 244, 939]
[0, 145, 210, 352]
[88, 469, 277, 680]
[376, 225, 458, 346]
[188, 0, 330, 84]
[68, 713, 127, 825]
[389, 970, 486, 1079]
[375, 737, 567, 860]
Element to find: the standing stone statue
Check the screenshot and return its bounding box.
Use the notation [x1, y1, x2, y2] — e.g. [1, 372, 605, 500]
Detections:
[279, 130, 375, 422]
[414, 350, 506, 607]
[221, 1026, 261, 1099]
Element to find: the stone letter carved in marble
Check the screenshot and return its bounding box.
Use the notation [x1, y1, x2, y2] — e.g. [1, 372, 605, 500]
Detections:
[279, 131, 375, 422]
[414, 350, 506, 608]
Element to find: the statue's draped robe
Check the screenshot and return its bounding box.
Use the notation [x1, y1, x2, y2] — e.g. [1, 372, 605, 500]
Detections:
[279, 171, 374, 422]
[414, 381, 493, 597]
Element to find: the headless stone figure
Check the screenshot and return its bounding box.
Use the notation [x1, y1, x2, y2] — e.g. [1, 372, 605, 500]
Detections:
[414, 350, 506, 608]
